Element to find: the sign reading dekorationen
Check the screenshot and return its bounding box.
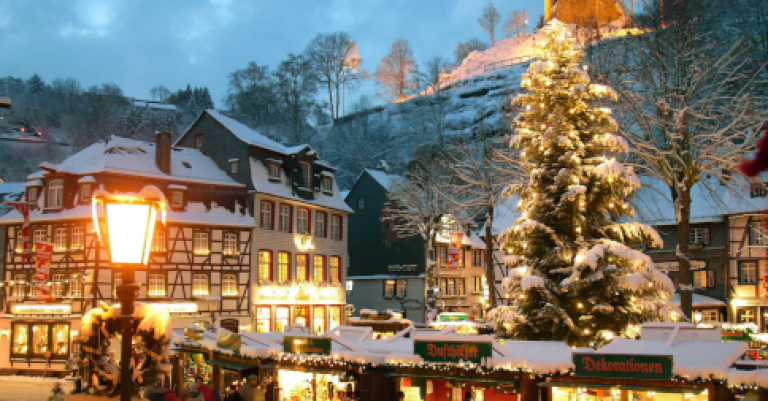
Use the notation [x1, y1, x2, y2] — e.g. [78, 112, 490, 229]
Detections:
[414, 340, 492, 364]
[573, 353, 673, 380]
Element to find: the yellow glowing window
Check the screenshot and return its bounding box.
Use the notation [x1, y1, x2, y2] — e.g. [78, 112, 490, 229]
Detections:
[32, 324, 49, 356]
[193, 231, 209, 255]
[52, 274, 66, 297]
[148, 274, 165, 297]
[52, 324, 69, 356]
[313, 256, 325, 283]
[192, 274, 209, 297]
[69, 275, 83, 296]
[278, 252, 290, 283]
[54, 228, 67, 252]
[71, 227, 84, 250]
[223, 233, 238, 256]
[296, 254, 308, 282]
[258, 251, 272, 283]
[222, 274, 238, 296]
[15, 229, 23, 253]
[11, 324, 29, 356]
[113, 272, 122, 297]
[13, 274, 26, 297]
[329, 256, 340, 283]
[151, 229, 166, 252]
[33, 228, 47, 251]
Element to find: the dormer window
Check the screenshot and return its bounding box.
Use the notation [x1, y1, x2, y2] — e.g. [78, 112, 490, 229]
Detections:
[268, 162, 281, 181]
[300, 162, 311, 189]
[80, 184, 92, 203]
[47, 179, 63, 208]
[751, 182, 768, 198]
[321, 176, 332, 193]
[194, 134, 203, 149]
[171, 191, 183, 208]
[28, 187, 38, 205]
[230, 159, 239, 174]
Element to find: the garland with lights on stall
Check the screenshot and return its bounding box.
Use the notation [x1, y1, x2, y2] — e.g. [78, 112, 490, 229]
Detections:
[74, 302, 173, 396]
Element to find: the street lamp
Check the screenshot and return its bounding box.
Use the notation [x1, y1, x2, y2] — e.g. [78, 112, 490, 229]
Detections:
[92, 188, 165, 401]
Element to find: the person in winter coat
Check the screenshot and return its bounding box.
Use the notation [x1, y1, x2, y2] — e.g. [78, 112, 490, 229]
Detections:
[45, 383, 66, 401]
[196, 377, 214, 401]
[179, 382, 205, 401]
[224, 385, 244, 401]
[145, 382, 171, 401]
[239, 374, 266, 401]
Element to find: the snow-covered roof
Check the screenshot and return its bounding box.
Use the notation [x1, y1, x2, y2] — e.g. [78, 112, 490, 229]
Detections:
[672, 293, 726, 308]
[365, 169, 400, 190]
[250, 158, 353, 213]
[203, 110, 308, 156]
[0, 202, 255, 227]
[434, 230, 487, 249]
[36, 136, 242, 187]
[490, 341, 585, 374]
[77, 176, 96, 184]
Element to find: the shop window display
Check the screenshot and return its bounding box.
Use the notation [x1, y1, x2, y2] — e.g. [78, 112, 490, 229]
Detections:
[295, 306, 309, 329]
[329, 306, 341, 331]
[313, 306, 326, 334]
[257, 307, 271, 333]
[276, 307, 290, 332]
[278, 370, 353, 401]
[11, 323, 69, 360]
[551, 387, 708, 401]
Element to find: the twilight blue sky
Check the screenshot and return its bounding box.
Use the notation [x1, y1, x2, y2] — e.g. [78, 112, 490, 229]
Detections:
[0, 0, 544, 107]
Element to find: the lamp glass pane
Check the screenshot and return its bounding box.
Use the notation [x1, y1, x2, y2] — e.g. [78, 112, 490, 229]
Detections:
[105, 203, 153, 264]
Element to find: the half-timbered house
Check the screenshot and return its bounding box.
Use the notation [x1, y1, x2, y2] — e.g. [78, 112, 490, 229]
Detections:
[175, 110, 351, 335]
[0, 132, 254, 375]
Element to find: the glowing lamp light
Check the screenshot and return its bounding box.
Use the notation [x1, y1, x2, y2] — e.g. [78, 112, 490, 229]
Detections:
[92, 189, 166, 265]
[693, 312, 702, 323]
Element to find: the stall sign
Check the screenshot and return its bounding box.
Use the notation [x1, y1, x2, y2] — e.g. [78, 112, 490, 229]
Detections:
[217, 332, 241, 352]
[414, 340, 492, 364]
[438, 314, 470, 322]
[254, 285, 344, 305]
[573, 354, 673, 380]
[283, 336, 331, 355]
[184, 328, 205, 343]
[11, 303, 71, 315]
[722, 329, 752, 341]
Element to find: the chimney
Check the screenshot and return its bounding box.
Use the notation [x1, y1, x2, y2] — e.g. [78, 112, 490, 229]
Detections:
[156, 131, 172, 175]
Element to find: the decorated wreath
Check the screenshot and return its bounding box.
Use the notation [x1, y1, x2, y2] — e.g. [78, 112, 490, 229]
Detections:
[72, 301, 173, 396]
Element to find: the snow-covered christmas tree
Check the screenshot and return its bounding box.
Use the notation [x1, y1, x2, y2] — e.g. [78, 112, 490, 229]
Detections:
[489, 20, 675, 347]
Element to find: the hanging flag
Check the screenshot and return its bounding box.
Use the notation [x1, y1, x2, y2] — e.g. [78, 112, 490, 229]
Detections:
[4, 201, 31, 261]
[34, 241, 54, 301]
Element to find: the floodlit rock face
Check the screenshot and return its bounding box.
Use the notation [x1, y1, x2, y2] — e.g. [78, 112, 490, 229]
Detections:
[550, 0, 625, 27]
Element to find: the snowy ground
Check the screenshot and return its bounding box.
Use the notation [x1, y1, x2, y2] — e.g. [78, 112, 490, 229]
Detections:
[0, 376, 75, 401]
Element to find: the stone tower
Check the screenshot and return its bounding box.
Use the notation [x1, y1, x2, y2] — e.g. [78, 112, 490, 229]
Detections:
[545, 0, 625, 27]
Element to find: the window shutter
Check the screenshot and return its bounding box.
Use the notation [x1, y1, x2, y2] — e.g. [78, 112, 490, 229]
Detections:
[307, 209, 312, 235]
[703, 228, 711, 245]
[339, 216, 343, 240]
[707, 271, 716, 289]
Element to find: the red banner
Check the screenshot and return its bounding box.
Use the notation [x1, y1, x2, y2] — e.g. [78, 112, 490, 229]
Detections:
[34, 241, 54, 301]
[5, 201, 31, 261]
[448, 233, 463, 269]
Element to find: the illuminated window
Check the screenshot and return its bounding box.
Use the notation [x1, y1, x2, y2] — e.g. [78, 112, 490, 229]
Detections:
[315, 212, 326, 237]
[278, 252, 290, 283]
[296, 254, 308, 282]
[52, 324, 69, 356]
[396, 279, 407, 297]
[329, 306, 341, 331]
[52, 274, 66, 297]
[260, 201, 273, 230]
[279, 204, 291, 232]
[80, 184, 92, 203]
[148, 274, 165, 297]
[295, 306, 308, 328]
[330, 215, 341, 240]
[739, 308, 756, 323]
[193, 274, 209, 297]
[321, 177, 332, 192]
[473, 276, 482, 294]
[222, 274, 238, 296]
[32, 324, 49, 357]
[300, 162, 311, 188]
[11, 324, 29, 357]
[54, 228, 67, 252]
[256, 307, 271, 333]
[13, 274, 27, 297]
[258, 251, 272, 283]
[33, 228, 46, 251]
[113, 272, 122, 297]
[48, 180, 63, 208]
[313, 255, 325, 283]
[346, 280, 354, 292]
[69, 274, 83, 296]
[440, 279, 447, 296]
[740, 261, 758, 284]
[457, 278, 465, 296]
[448, 278, 456, 296]
[313, 306, 326, 334]
[276, 307, 290, 332]
[223, 232, 238, 256]
[297, 209, 309, 234]
[15, 229, 24, 253]
[693, 270, 707, 288]
[268, 163, 281, 180]
[151, 229, 166, 252]
[71, 227, 85, 250]
[329, 256, 340, 283]
[171, 191, 183, 208]
[702, 310, 718, 323]
[384, 280, 395, 297]
[28, 188, 38, 204]
[193, 231, 209, 255]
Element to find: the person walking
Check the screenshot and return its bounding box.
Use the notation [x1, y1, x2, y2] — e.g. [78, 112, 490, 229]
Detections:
[239, 374, 266, 401]
[45, 383, 66, 401]
[224, 385, 244, 401]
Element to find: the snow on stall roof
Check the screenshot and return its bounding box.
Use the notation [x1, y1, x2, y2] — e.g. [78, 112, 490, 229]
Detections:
[36, 136, 242, 187]
[672, 292, 726, 307]
[365, 169, 400, 191]
[490, 341, 586, 374]
[597, 337, 747, 380]
[250, 158, 353, 213]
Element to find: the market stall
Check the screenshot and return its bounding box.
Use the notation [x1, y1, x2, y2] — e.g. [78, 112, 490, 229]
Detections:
[348, 310, 413, 339]
[429, 312, 489, 335]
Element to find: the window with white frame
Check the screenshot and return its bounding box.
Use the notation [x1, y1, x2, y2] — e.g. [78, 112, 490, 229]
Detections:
[13, 274, 27, 297]
[315, 212, 326, 237]
[52, 273, 66, 297]
[193, 231, 209, 255]
[151, 229, 166, 252]
[69, 274, 83, 296]
[357, 197, 365, 210]
[330, 215, 341, 240]
[28, 187, 38, 204]
[279, 204, 291, 232]
[223, 232, 238, 256]
[739, 308, 756, 323]
[313, 255, 325, 283]
[171, 191, 183, 208]
[33, 228, 46, 251]
[148, 274, 165, 297]
[15, 229, 23, 253]
[260, 201, 273, 230]
[702, 310, 718, 323]
[384, 280, 396, 297]
[192, 274, 209, 297]
[751, 182, 768, 198]
[268, 163, 281, 180]
[750, 220, 768, 246]
[71, 227, 84, 250]
[80, 184, 92, 203]
[740, 261, 758, 284]
[298, 209, 309, 234]
[693, 270, 707, 288]
[53, 227, 67, 252]
[222, 274, 238, 296]
[48, 180, 63, 208]
[321, 177, 332, 192]
[300, 162, 311, 188]
[690, 227, 709, 246]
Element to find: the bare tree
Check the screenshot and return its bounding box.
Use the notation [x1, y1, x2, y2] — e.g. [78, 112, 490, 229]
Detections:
[149, 86, 170, 102]
[418, 56, 452, 94]
[599, 0, 768, 318]
[504, 9, 529, 38]
[454, 39, 489, 64]
[223, 62, 278, 135]
[375, 39, 419, 102]
[273, 53, 319, 145]
[478, 1, 502, 44]
[304, 32, 367, 120]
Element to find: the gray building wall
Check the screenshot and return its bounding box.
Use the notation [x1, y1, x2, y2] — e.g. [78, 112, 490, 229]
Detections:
[346, 276, 426, 323]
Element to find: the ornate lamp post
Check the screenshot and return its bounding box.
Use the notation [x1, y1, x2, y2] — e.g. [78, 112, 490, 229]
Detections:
[92, 190, 165, 401]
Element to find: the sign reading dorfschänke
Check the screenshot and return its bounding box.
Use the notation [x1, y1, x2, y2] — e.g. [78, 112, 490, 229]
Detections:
[414, 340, 492, 364]
[573, 353, 673, 380]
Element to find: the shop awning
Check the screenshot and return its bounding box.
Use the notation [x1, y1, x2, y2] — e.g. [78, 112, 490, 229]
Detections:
[208, 359, 255, 371]
[384, 371, 520, 385]
[539, 382, 618, 389]
[275, 363, 349, 375]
